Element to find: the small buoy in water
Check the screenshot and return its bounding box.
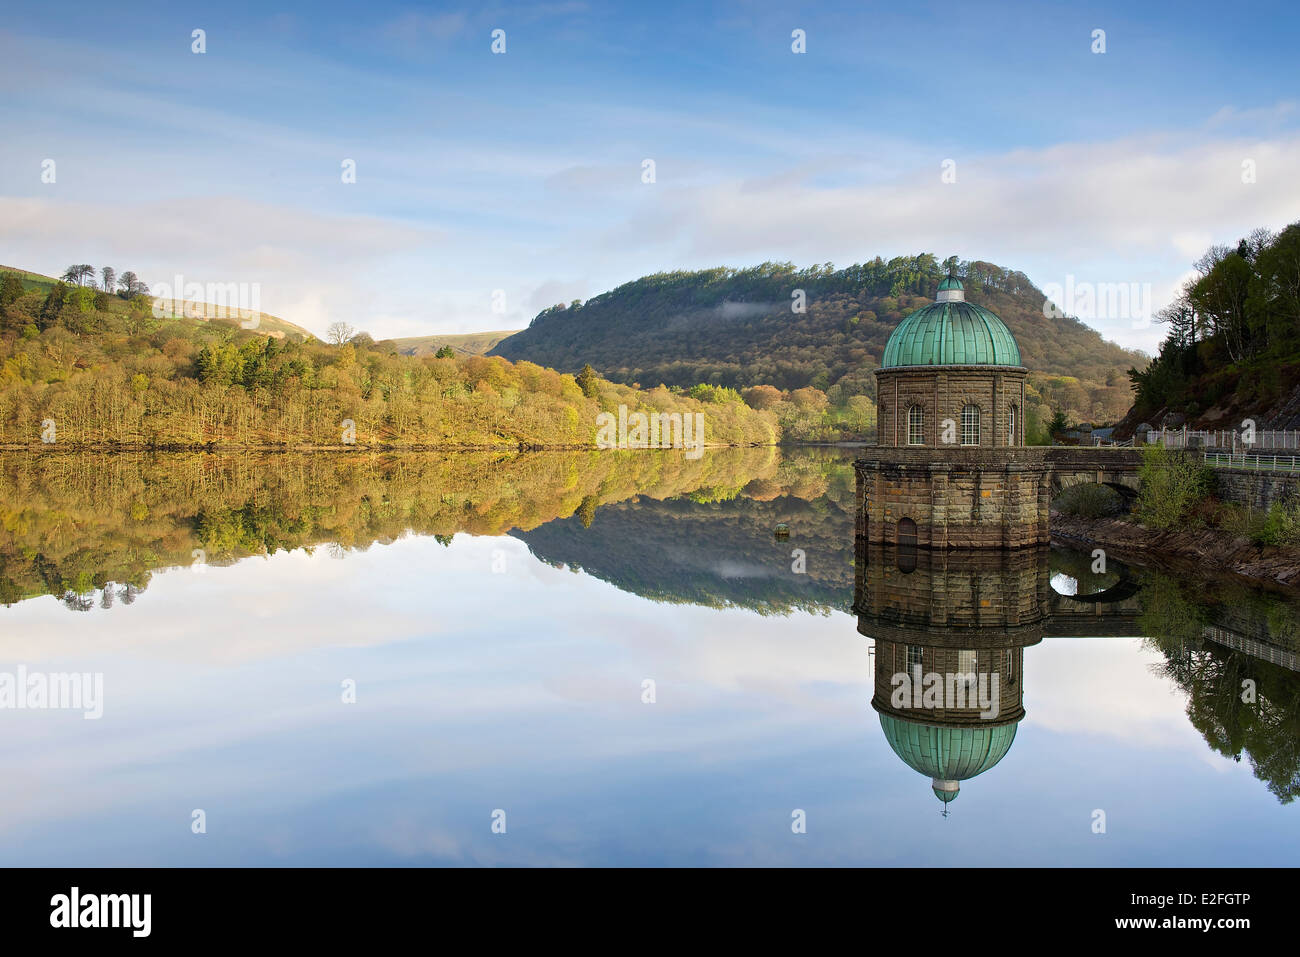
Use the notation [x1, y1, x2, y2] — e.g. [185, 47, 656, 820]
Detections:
[774, 523, 790, 541]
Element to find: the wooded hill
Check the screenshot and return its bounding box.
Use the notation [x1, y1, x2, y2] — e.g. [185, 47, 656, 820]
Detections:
[491, 255, 1146, 427]
[1119, 220, 1300, 435]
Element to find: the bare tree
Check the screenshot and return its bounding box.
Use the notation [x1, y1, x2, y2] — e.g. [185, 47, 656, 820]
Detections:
[117, 271, 149, 297]
[100, 266, 116, 293]
[326, 321, 356, 345]
[61, 264, 95, 286]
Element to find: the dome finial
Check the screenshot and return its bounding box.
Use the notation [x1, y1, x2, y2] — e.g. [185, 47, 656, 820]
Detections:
[936, 270, 965, 303]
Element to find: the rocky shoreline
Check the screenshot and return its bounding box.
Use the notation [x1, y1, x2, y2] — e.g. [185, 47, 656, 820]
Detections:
[1050, 512, 1300, 589]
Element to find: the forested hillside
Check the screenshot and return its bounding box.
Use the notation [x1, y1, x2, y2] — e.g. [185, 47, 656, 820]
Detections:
[0, 269, 775, 448]
[492, 255, 1145, 429]
[1120, 221, 1300, 434]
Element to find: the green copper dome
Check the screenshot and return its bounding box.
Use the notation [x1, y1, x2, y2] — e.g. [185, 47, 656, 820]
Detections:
[881, 281, 1022, 368]
[879, 713, 1018, 789]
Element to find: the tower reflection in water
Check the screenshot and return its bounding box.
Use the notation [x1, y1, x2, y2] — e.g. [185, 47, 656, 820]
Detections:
[855, 538, 1074, 813]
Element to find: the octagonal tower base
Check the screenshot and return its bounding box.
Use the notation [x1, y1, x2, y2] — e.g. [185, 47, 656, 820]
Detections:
[854, 447, 1052, 549]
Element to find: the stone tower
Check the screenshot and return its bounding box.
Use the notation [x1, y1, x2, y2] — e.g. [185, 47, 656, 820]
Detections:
[856, 272, 1052, 548]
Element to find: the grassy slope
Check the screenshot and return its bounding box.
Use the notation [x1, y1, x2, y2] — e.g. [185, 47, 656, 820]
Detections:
[1, 265, 317, 341]
[389, 329, 518, 357]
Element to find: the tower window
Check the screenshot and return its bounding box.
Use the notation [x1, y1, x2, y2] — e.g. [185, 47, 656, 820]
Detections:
[961, 404, 980, 445]
[1008, 405, 1018, 446]
[957, 650, 978, 692]
[907, 405, 924, 445]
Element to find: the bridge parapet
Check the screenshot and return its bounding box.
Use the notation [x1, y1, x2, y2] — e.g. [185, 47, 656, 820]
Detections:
[1042, 447, 1145, 470]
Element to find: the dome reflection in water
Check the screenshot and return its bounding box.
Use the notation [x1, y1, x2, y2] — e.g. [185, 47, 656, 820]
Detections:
[854, 538, 1140, 813]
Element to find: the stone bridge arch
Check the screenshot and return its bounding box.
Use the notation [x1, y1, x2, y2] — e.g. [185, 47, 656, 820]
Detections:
[1043, 448, 1144, 504]
[1049, 470, 1141, 504]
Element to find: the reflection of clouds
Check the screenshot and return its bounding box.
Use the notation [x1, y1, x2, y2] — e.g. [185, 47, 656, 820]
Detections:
[3, 533, 1297, 864]
[1025, 638, 1193, 748]
[0, 533, 867, 862]
[1050, 573, 1078, 596]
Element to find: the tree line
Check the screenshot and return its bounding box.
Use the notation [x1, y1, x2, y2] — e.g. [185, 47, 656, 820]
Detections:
[58, 263, 150, 297]
[0, 270, 777, 449]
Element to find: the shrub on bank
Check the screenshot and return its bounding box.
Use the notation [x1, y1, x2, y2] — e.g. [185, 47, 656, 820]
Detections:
[1054, 482, 1122, 518]
[1136, 445, 1214, 530]
[1256, 494, 1300, 547]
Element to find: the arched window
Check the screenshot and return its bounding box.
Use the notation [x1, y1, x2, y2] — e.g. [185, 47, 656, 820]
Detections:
[898, 517, 917, 547]
[961, 404, 980, 445]
[907, 405, 924, 446]
[1008, 405, 1018, 446]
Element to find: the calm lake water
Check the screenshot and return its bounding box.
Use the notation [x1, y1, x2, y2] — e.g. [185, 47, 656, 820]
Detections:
[1, 447, 1298, 866]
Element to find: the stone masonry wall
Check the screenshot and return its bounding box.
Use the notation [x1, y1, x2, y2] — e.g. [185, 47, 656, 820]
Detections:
[1212, 468, 1300, 510]
[876, 366, 1028, 449]
[856, 448, 1051, 548]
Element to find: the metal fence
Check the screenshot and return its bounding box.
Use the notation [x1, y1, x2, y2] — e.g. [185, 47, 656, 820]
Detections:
[1204, 451, 1300, 472]
[1147, 429, 1300, 451]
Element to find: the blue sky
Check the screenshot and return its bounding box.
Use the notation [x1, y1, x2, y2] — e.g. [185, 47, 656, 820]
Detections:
[3, 0, 1299, 351]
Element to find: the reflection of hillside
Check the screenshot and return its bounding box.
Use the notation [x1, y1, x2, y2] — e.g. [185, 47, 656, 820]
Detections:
[0, 447, 790, 608]
[513, 489, 856, 615]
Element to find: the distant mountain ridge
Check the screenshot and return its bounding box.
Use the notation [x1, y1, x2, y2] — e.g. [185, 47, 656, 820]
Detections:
[491, 256, 1146, 425]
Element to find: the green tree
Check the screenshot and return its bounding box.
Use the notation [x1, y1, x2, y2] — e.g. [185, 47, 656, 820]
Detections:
[1048, 409, 1069, 437]
[575, 363, 599, 398]
[0, 272, 23, 306]
[1136, 445, 1212, 530]
[39, 282, 68, 329]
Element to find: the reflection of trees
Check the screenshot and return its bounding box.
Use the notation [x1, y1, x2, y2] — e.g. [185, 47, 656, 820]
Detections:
[1139, 569, 1300, 803]
[0, 448, 843, 610]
